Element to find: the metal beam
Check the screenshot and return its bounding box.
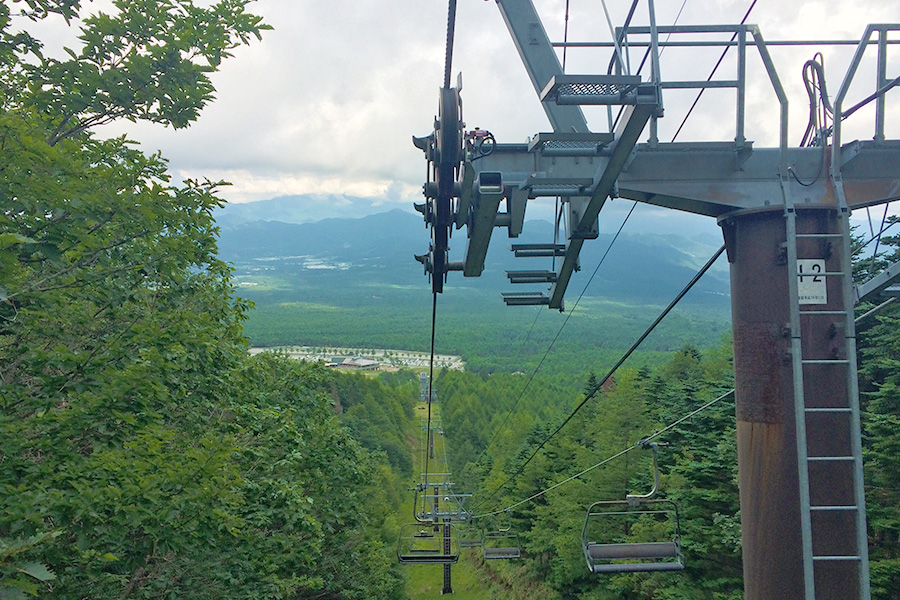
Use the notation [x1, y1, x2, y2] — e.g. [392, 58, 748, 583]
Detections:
[463, 140, 900, 311]
[463, 172, 504, 277]
[415, 8, 900, 599]
[855, 260, 900, 304]
[472, 142, 900, 218]
[495, 0, 588, 133]
[548, 101, 657, 308]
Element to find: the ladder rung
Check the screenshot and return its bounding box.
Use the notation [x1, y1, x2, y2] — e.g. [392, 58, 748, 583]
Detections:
[795, 233, 843, 238]
[510, 243, 565, 258]
[798, 310, 851, 316]
[506, 270, 558, 284]
[813, 555, 862, 562]
[810, 505, 858, 511]
[801, 359, 850, 365]
[805, 407, 852, 413]
[502, 292, 550, 306]
[794, 270, 847, 277]
[808, 456, 856, 462]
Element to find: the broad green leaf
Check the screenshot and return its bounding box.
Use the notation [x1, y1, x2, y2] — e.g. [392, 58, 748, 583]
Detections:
[15, 562, 55, 582]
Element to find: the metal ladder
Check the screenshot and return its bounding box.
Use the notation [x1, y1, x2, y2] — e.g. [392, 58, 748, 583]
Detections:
[783, 188, 871, 599]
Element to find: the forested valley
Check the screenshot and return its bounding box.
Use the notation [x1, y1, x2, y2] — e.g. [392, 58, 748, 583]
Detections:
[2, 1, 900, 600]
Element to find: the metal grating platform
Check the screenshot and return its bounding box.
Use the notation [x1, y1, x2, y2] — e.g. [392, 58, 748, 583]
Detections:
[523, 176, 593, 197]
[528, 132, 616, 156]
[541, 75, 643, 105]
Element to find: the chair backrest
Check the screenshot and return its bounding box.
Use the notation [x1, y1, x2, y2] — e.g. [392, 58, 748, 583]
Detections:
[581, 499, 684, 574]
[397, 522, 459, 565]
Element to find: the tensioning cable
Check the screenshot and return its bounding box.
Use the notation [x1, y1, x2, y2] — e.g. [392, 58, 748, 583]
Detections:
[467, 0, 692, 482]
[463, 202, 639, 478]
[473, 387, 736, 519]
[671, 0, 758, 141]
[422, 0, 460, 499]
[475, 289, 900, 518]
[443, 0, 458, 89]
[473, 243, 727, 509]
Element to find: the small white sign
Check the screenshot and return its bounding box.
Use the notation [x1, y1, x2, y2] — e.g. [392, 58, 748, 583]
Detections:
[798, 259, 827, 305]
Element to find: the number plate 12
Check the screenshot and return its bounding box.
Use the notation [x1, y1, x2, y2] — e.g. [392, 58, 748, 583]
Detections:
[798, 259, 827, 305]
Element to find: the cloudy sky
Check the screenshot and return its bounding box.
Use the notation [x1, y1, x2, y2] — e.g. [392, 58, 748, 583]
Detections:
[27, 0, 900, 225]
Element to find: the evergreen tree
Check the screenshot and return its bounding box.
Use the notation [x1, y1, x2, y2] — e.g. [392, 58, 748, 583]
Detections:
[856, 220, 900, 600]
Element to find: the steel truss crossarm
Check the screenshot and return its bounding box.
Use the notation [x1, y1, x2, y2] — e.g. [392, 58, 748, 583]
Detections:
[495, 0, 588, 133]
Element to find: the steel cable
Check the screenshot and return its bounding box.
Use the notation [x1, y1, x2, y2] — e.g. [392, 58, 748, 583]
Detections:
[472, 243, 726, 509]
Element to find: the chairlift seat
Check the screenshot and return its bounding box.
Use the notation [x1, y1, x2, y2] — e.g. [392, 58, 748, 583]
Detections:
[585, 541, 684, 572]
[581, 443, 686, 574]
[398, 551, 460, 565]
[484, 547, 521, 560]
[582, 501, 684, 574]
[587, 541, 679, 560]
[397, 522, 459, 565]
[483, 529, 521, 560]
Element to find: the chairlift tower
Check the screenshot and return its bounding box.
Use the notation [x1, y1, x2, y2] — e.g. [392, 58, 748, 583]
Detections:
[412, 2, 900, 599]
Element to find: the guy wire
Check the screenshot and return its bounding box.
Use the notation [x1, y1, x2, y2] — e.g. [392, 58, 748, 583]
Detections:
[473, 243, 726, 509]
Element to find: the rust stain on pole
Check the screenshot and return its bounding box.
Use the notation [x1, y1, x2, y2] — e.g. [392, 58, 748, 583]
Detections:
[724, 209, 805, 600]
[722, 207, 862, 600]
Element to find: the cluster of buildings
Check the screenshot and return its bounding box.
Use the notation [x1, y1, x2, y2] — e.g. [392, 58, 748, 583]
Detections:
[248, 346, 465, 372]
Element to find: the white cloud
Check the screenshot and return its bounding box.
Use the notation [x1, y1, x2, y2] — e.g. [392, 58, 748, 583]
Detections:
[175, 168, 422, 206]
[21, 0, 900, 211]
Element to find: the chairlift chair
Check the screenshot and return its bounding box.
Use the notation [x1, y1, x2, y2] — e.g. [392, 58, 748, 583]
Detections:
[482, 519, 521, 560]
[459, 526, 484, 548]
[582, 499, 684, 573]
[397, 522, 460, 565]
[582, 442, 685, 574]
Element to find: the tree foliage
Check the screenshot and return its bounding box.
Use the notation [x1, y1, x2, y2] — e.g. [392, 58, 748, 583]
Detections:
[0, 3, 408, 598]
[438, 342, 741, 600]
[856, 218, 900, 600]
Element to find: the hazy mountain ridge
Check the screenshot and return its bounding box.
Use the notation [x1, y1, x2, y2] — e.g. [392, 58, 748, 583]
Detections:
[213, 194, 399, 229]
[215, 207, 730, 305]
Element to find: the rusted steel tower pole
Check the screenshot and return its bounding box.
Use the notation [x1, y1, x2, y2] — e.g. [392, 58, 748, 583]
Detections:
[722, 206, 865, 600]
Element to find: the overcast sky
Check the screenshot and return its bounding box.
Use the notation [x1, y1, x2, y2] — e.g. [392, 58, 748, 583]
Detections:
[25, 0, 900, 226]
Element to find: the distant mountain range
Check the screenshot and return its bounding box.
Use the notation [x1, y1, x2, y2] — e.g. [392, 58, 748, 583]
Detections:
[213, 194, 724, 236]
[215, 203, 731, 306]
[213, 194, 401, 229]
